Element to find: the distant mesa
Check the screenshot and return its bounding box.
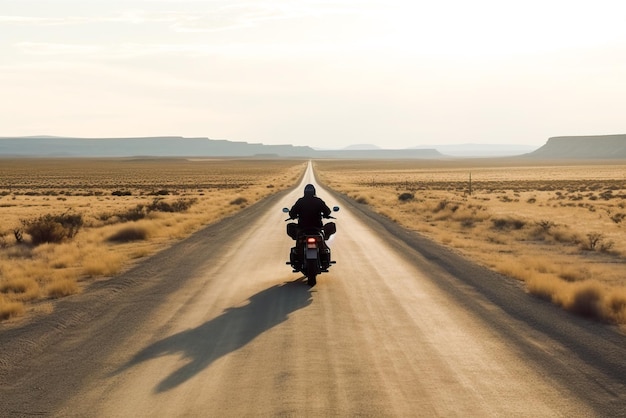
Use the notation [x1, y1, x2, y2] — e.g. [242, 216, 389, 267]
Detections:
[315, 147, 442, 159]
[341, 144, 381, 150]
[526, 134, 626, 159]
[0, 136, 314, 158]
[414, 143, 538, 157]
[3, 134, 623, 159]
[0, 136, 440, 159]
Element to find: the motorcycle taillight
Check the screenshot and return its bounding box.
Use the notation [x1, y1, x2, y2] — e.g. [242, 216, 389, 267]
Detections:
[306, 237, 317, 248]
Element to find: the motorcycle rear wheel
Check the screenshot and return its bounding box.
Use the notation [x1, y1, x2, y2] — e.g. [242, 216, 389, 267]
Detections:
[306, 263, 317, 287]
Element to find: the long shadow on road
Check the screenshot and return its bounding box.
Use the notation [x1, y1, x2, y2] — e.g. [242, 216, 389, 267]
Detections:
[114, 278, 312, 393]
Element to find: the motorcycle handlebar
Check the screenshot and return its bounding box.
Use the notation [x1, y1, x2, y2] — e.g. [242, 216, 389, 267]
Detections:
[285, 215, 335, 222]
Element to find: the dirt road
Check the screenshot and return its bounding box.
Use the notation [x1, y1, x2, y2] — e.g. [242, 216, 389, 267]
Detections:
[1, 163, 624, 416]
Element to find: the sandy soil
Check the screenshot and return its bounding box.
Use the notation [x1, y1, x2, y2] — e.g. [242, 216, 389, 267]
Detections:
[0, 163, 624, 416]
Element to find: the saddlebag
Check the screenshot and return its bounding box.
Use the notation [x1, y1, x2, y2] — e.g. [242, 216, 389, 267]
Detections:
[286, 222, 298, 240]
[323, 222, 336, 238]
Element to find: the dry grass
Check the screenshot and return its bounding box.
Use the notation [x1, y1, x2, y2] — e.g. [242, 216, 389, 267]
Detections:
[0, 295, 25, 320]
[315, 159, 626, 325]
[82, 249, 125, 277]
[46, 279, 79, 299]
[0, 158, 306, 320]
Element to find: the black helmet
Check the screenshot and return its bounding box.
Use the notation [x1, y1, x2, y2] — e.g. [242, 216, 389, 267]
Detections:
[304, 184, 316, 196]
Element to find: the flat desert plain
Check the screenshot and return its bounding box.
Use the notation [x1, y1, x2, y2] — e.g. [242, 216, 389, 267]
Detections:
[314, 159, 626, 325]
[0, 158, 306, 320]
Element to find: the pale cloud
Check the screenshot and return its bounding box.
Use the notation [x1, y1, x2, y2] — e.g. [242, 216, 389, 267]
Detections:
[0, 11, 194, 27]
[16, 42, 103, 56]
[0, 2, 349, 32]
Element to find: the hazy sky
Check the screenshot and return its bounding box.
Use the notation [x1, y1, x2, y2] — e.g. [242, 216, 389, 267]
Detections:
[1, 0, 625, 149]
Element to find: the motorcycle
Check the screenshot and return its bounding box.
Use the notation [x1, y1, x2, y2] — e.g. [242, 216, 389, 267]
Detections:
[283, 206, 339, 286]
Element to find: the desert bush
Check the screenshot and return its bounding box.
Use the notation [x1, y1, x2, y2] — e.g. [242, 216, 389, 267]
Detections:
[569, 282, 604, 319]
[98, 205, 146, 223]
[529, 220, 556, 240]
[117, 205, 147, 222]
[600, 190, 614, 200]
[147, 198, 197, 213]
[458, 217, 476, 228]
[112, 190, 132, 196]
[147, 198, 172, 212]
[22, 212, 84, 245]
[491, 217, 526, 230]
[569, 194, 584, 201]
[230, 197, 248, 206]
[582, 232, 604, 251]
[398, 192, 415, 202]
[149, 189, 171, 196]
[599, 239, 615, 252]
[536, 220, 556, 232]
[610, 213, 626, 224]
[60, 213, 83, 237]
[107, 226, 149, 243]
[171, 198, 197, 212]
[433, 200, 449, 213]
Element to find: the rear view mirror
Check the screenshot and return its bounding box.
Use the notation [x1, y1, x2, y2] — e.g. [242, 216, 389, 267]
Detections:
[332, 206, 340, 212]
[282, 207, 289, 213]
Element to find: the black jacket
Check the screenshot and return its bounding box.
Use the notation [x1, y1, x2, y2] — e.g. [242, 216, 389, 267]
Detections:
[289, 195, 331, 228]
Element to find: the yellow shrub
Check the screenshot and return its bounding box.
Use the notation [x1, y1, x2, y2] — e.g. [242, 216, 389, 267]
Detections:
[0, 296, 25, 320]
[83, 252, 123, 277]
[46, 279, 80, 299]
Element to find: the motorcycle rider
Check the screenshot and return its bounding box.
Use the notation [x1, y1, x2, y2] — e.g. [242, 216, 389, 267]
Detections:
[289, 184, 331, 229]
